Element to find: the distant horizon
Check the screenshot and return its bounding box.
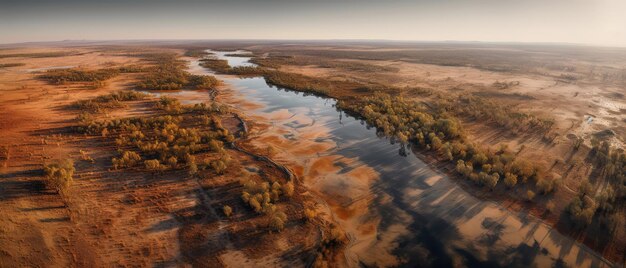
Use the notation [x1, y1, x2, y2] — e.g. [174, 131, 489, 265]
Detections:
[2, 0, 625, 47]
[3, 38, 626, 49]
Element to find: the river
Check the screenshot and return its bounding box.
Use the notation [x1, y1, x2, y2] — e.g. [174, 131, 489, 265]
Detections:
[184, 50, 614, 268]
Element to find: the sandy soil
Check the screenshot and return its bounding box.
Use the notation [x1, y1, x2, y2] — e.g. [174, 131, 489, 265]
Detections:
[0, 47, 328, 267]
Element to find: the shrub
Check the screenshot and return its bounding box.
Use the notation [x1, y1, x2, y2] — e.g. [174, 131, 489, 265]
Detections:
[249, 198, 262, 213]
[304, 208, 317, 221]
[144, 159, 164, 171]
[79, 150, 95, 163]
[166, 156, 178, 168]
[210, 159, 227, 174]
[568, 195, 597, 226]
[267, 206, 288, 232]
[72, 91, 148, 113]
[112, 151, 142, 169]
[536, 178, 557, 194]
[223, 205, 233, 217]
[483, 173, 499, 190]
[526, 190, 536, 201]
[39, 68, 119, 84]
[208, 140, 224, 152]
[137, 54, 220, 90]
[43, 159, 75, 194]
[503, 173, 518, 188]
[241, 191, 251, 202]
[472, 153, 488, 166]
[282, 181, 294, 197]
[188, 161, 198, 175]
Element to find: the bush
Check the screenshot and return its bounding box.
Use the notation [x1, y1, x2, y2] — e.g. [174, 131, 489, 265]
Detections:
[536, 177, 557, 194]
[282, 181, 294, 197]
[210, 159, 227, 174]
[526, 190, 536, 201]
[144, 159, 164, 171]
[267, 206, 288, 232]
[482, 173, 499, 190]
[72, 91, 148, 113]
[137, 54, 220, 90]
[504, 172, 518, 188]
[188, 160, 198, 175]
[112, 151, 142, 169]
[166, 156, 178, 168]
[249, 198, 262, 213]
[39, 68, 119, 84]
[568, 195, 597, 226]
[223, 205, 233, 217]
[304, 208, 317, 221]
[43, 159, 75, 194]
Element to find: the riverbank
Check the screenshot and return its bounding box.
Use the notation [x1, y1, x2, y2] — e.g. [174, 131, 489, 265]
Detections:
[191, 49, 618, 267]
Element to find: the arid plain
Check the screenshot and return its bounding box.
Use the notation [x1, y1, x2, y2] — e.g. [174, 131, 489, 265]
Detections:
[0, 41, 624, 267]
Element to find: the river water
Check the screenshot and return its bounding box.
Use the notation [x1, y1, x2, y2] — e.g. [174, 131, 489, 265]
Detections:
[186, 50, 614, 268]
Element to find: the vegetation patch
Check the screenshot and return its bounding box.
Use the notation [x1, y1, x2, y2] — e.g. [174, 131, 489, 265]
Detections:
[137, 53, 220, 90]
[43, 159, 75, 195]
[38, 67, 120, 88]
[70, 91, 148, 113]
[0, 51, 76, 58]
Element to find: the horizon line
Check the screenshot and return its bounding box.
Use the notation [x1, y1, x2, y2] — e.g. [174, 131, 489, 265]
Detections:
[2, 38, 625, 49]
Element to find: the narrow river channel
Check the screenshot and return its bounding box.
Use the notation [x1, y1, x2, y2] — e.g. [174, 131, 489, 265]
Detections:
[185, 50, 614, 268]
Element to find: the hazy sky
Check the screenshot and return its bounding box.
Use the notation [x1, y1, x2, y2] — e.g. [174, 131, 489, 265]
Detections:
[1, 0, 625, 46]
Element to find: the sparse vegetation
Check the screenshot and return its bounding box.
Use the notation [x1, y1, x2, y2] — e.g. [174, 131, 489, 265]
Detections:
[0, 51, 75, 58]
[223, 205, 233, 217]
[137, 53, 220, 90]
[71, 91, 148, 113]
[39, 68, 120, 84]
[43, 159, 75, 195]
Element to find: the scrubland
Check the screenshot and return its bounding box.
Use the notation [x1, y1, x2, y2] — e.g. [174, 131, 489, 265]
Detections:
[0, 41, 624, 266]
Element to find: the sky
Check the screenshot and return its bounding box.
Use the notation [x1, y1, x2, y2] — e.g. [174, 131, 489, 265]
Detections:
[1, 0, 625, 47]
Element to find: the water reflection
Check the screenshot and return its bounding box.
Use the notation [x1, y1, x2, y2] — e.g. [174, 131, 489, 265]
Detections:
[192, 51, 614, 268]
[206, 49, 257, 68]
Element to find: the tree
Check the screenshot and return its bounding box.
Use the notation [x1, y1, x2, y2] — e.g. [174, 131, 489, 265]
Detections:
[536, 178, 556, 194]
[241, 191, 251, 202]
[472, 153, 488, 166]
[249, 198, 262, 213]
[504, 172, 518, 188]
[144, 159, 164, 171]
[188, 161, 198, 176]
[282, 181, 294, 197]
[267, 206, 288, 232]
[481, 164, 492, 174]
[210, 159, 227, 174]
[568, 195, 597, 226]
[484, 173, 499, 190]
[112, 150, 141, 169]
[209, 140, 224, 152]
[166, 156, 178, 168]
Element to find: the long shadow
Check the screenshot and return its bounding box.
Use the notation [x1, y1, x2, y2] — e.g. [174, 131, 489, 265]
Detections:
[39, 216, 70, 222]
[0, 175, 52, 201]
[19, 205, 66, 211]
